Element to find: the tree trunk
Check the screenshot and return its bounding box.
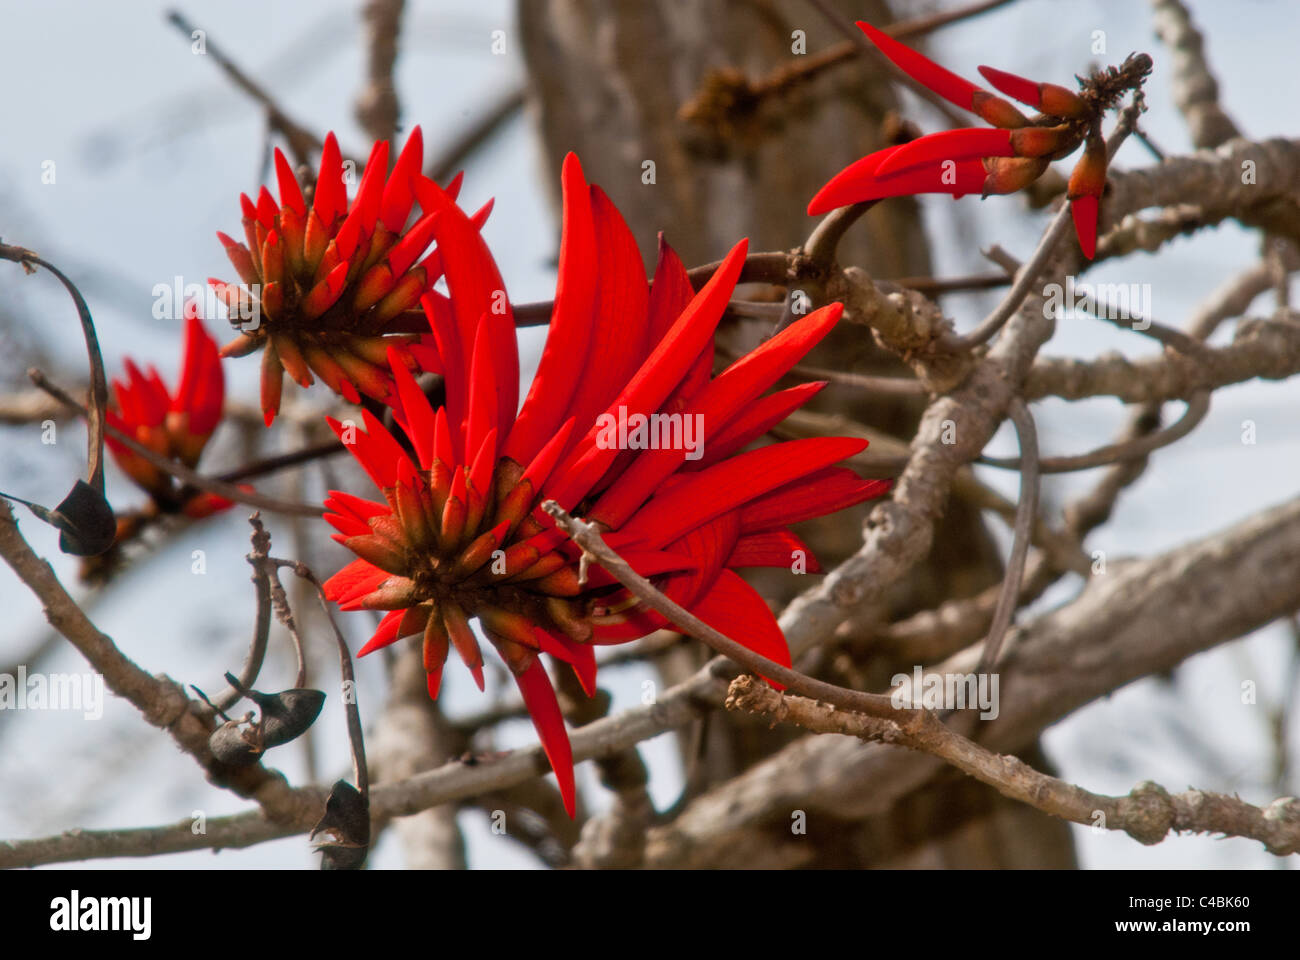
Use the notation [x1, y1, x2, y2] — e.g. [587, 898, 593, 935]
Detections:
[518, 0, 1076, 869]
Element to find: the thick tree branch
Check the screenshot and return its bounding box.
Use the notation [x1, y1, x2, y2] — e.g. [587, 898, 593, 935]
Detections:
[1027, 312, 1300, 402]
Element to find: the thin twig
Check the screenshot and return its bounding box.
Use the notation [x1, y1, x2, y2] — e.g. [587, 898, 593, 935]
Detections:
[802, 0, 971, 129]
[542, 500, 902, 719]
[30, 369, 322, 517]
[725, 676, 1300, 854]
[980, 391, 1209, 473]
[165, 10, 325, 167]
[205, 516, 275, 715]
[944, 101, 1145, 351]
[894, 271, 1013, 296]
[975, 397, 1038, 673]
[1, 244, 108, 497]
[215, 438, 347, 484]
[682, 0, 1015, 127]
[284, 560, 369, 799]
[786, 361, 928, 396]
[804, 201, 876, 268]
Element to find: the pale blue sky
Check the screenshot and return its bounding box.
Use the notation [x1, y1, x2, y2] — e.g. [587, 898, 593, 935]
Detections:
[1, 0, 1296, 869]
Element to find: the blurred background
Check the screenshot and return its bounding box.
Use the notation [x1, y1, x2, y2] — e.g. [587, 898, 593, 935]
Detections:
[0, 0, 1296, 868]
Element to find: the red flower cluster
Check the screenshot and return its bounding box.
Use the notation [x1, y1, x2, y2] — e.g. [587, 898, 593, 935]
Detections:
[106, 308, 230, 518]
[321, 154, 890, 814]
[212, 127, 480, 424]
[809, 21, 1147, 258]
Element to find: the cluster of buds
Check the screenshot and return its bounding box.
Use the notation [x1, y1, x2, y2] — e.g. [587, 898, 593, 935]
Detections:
[105, 307, 230, 520]
[211, 127, 478, 424]
[809, 21, 1152, 258]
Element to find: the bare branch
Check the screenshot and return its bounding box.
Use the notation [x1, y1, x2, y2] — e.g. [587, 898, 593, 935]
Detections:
[1027, 313, 1300, 402]
[1150, 0, 1241, 149]
[355, 0, 405, 143]
[726, 676, 1300, 854]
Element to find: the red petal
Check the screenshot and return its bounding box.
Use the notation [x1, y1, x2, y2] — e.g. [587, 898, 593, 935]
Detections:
[618, 436, 867, 550]
[513, 659, 577, 818]
[361, 407, 410, 486]
[646, 235, 695, 346]
[1071, 194, 1099, 260]
[468, 427, 498, 504]
[692, 382, 826, 469]
[124, 359, 168, 426]
[433, 406, 456, 470]
[172, 314, 225, 436]
[323, 556, 387, 602]
[588, 299, 841, 529]
[502, 152, 597, 466]
[352, 139, 391, 232]
[255, 186, 279, 230]
[327, 415, 388, 489]
[976, 64, 1041, 107]
[690, 569, 791, 689]
[380, 125, 423, 232]
[520, 417, 576, 489]
[580, 548, 701, 588]
[273, 148, 306, 217]
[856, 20, 980, 113]
[325, 510, 371, 539]
[875, 128, 1014, 177]
[387, 346, 437, 469]
[740, 468, 891, 531]
[324, 489, 390, 522]
[545, 237, 749, 508]
[727, 529, 821, 574]
[313, 132, 347, 223]
[659, 511, 740, 606]
[413, 175, 518, 442]
[357, 610, 406, 657]
[421, 291, 466, 461]
[531, 625, 597, 698]
[464, 318, 499, 460]
[808, 147, 987, 213]
[385, 210, 440, 277]
[443, 170, 464, 201]
[558, 185, 651, 446]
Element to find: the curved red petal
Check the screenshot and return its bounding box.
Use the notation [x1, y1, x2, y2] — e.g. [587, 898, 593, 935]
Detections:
[727, 529, 822, 574]
[313, 133, 347, 223]
[692, 381, 827, 469]
[809, 147, 988, 213]
[273, 148, 306, 217]
[690, 569, 791, 689]
[740, 467, 891, 532]
[545, 237, 749, 508]
[357, 610, 406, 657]
[503, 152, 598, 466]
[513, 659, 577, 818]
[1071, 194, 1099, 260]
[618, 435, 867, 550]
[559, 185, 651, 444]
[646, 234, 695, 346]
[875, 128, 1015, 177]
[977, 64, 1040, 107]
[387, 346, 438, 469]
[380, 125, 424, 233]
[856, 20, 980, 113]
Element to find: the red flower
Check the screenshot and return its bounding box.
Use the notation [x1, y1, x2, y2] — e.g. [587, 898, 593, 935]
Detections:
[106, 307, 230, 518]
[322, 154, 890, 815]
[809, 22, 1149, 259]
[212, 127, 482, 424]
